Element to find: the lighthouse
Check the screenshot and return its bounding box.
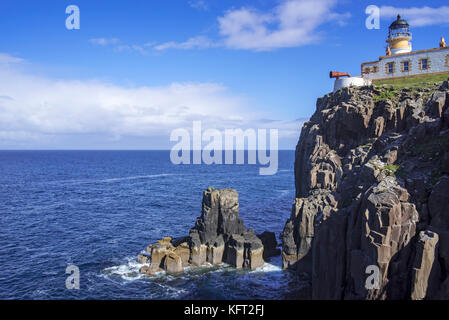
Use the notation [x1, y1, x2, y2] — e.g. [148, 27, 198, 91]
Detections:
[386, 15, 412, 55]
[333, 15, 449, 90]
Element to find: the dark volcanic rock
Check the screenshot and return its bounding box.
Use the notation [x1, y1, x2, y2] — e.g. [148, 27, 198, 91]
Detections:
[217, 188, 246, 237]
[226, 234, 245, 268]
[194, 187, 220, 243]
[283, 84, 449, 299]
[226, 230, 264, 270]
[193, 187, 245, 243]
[429, 176, 449, 229]
[206, 235, 225, 265]
[257, 231, 281, 261]
[188, 229, 207, 266]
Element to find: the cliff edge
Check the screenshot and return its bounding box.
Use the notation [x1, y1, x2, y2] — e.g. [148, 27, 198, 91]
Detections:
[282, 81, 449, 299]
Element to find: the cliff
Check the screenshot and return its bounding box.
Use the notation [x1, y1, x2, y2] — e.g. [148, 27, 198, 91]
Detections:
[282, 81, 449, 299]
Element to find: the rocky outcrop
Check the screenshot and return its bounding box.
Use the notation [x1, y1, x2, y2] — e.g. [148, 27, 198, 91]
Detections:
[140, 187, 281, 275]
[411, 230, 439, 300]
[226, 229, 265, 270]
[282, 81, 449, 299]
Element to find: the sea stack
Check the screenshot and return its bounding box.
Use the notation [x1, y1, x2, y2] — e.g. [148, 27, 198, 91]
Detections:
[139, 187, 281, 275]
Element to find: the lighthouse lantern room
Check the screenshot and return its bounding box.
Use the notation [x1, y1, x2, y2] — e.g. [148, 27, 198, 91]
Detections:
[387, 15, 412, 55]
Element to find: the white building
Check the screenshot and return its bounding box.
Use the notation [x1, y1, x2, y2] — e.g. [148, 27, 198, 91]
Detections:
[361, 15, 449, 81]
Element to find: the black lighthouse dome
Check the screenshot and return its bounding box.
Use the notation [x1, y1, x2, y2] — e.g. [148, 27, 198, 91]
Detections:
[389, 14, 409, 29]
[388, 14, 411, 39]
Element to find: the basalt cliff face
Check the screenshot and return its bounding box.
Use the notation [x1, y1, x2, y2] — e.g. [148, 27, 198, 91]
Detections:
[282, 81, 449, 300]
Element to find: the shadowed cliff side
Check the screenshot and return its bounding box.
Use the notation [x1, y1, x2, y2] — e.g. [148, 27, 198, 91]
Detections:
[282, 81, 449, 300]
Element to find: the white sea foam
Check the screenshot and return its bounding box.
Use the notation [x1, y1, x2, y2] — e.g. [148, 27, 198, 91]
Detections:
[42, 270, 58, 276]
[103, 256, 149, 281]
[277, 189, 290, 196]
[103, 252, 283, 283]
[101, 174, 173, 183]
[153, 282, 188, 298]
[47, 173, 175, 186]
[31, 289, 50, 298]
[251, 255, 283, 273]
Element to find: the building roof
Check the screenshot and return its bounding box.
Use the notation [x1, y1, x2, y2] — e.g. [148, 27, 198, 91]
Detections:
[361, 46, 449, 66]
[389, 15, 409, 29]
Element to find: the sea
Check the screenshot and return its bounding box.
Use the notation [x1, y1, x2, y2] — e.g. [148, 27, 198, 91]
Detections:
[0, 150, 308, 299]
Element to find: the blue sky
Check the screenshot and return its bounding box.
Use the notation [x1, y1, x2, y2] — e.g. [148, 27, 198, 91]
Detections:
[0, 0, 448, 149]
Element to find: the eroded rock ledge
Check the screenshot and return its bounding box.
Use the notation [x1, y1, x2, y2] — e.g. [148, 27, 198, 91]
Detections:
[139, 187, 281, 275]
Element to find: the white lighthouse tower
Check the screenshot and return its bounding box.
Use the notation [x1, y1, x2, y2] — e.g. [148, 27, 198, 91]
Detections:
[386, 15, 412, 55]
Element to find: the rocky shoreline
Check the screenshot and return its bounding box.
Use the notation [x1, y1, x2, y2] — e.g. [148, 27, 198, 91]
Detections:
[138, 187, 281, 276]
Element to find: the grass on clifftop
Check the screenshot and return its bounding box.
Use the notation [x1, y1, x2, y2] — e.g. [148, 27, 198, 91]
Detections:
[373, 73, 449, 89]
[374, 88, 397, 101]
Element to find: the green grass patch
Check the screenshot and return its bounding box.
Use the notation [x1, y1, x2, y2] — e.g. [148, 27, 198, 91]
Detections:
[373, 73, 449, 89]
[384, 164, 400, 176]
[374, 88, 397, 102]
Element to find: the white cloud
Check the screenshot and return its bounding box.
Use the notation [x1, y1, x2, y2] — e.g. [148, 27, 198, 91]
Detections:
[153, 36, 217, 51]
[380, 6, 449, 27]
[0, 53, 301, 148]
[144, 41, 157, 47]
[0, 53, 24, 64]
[115, 44, 148, 55]
[189, 0, 208, 11]
[217, 0, 350, 51]
[89, 1, 349, 54]
[89, 38, 152, 55]
[89, 38, 120, 46]
[146, 0, 350, 52]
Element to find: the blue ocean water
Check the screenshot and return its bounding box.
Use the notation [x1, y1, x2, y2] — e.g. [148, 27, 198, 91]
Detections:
[0, 150, 306, 299]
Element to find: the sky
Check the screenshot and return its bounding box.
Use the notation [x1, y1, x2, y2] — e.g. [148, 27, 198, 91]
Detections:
[0, 0, 449, 149]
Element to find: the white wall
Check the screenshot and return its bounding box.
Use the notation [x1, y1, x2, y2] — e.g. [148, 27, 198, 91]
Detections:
[362, 47, 449, 80]
[333, 77, 371, 92]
